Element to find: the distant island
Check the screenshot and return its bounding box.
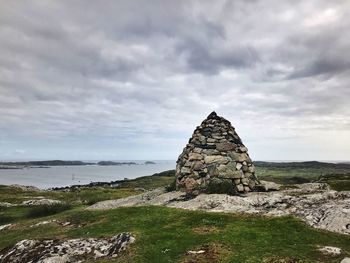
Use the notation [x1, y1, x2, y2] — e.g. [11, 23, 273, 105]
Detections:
[97, 161, 137, 166]
[144, 161, 156, 165]
[0, 160, 93, 169]
[0, 160, 140, 169]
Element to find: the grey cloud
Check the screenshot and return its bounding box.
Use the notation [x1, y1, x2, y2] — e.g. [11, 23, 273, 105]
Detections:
[0, 0, 349, 160]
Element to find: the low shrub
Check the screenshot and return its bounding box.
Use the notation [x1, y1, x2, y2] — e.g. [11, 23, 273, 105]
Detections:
[165, 178, 177, 192]
[27, 203, 72, 218]
[0, 214, 14, 224]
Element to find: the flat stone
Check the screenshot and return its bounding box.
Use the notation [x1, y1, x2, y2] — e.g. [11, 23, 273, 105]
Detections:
[236, 184, 244, 192]
[207, 138, 216, 143]
[216, 142, 236, 152]
[228, 152, 249, 162]
[204, 155, 229, 164]
[193, 148, 203, 154]
[188, 153, 203, 161]
[180, 167, 191, 174]
[242, 178, 249, 185]
[192, 161, 205, 171]
[236, 163, 243, 170]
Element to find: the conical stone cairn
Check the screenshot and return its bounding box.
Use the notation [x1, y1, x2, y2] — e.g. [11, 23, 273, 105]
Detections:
[176, 111, 259, 195]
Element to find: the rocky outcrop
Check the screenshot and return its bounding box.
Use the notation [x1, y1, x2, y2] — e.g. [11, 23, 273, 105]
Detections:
[318, 246, 342, 255]
[88, 183, 350, 235]
[0, 202, 13, 208]
[176, 111, 258, 195]
[0, 233, 135, 263]
[0, 224, 13, 231]
[21, 198, 62, 206]
[10, 184, 41, 192]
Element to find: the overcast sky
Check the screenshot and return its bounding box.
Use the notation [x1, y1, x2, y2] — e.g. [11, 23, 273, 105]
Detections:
[0, 0, 349, 161]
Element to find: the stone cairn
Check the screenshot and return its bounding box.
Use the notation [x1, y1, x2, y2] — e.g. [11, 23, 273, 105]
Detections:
[176, 111, 259, 195]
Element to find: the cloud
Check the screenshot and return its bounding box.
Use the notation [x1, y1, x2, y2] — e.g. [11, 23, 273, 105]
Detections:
[0, 0, 349, 160]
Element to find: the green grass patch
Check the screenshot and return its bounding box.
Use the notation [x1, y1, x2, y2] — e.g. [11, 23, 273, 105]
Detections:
[0, 206, 349, 262]
[26, 203, 72, 218]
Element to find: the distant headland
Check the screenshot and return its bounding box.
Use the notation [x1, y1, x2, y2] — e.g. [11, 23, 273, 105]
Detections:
[0, 160, 157, 169]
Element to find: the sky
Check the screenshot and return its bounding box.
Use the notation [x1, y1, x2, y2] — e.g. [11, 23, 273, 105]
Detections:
[0, 0, 349, 161]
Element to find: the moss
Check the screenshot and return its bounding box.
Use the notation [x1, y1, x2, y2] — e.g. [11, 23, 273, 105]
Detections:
[205, 178, 235, 194]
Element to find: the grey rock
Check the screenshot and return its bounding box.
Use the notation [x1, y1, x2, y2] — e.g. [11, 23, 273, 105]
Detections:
[236, 184, 244, 192]
[236, 163, 243, 170]
[0, 202, 14, 207]
[257, 181, 281, 191]
[188, 153, 203, 161]
[22, 199, 62, 206]
[180, 167, 191, 174]
[0, 233, 135, 263]
[204, 155, 228, 164]
[318, 246, 341, 255]
[0, 224, 13, 231]
[216, 142, 236, 152]
[89, 184, 350, 235]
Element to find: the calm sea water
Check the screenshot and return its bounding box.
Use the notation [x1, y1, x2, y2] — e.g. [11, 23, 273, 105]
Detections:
[0, 161, 176, 189]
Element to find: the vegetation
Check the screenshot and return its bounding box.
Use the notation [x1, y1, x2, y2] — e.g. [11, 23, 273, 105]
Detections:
[316, 173, 350, 191]
[1, 163, 350, 262]
[255, 162, 350, 190]
[0, 206, 349, 262]
[27, 203, 72, 218]
[0, 185, 140, 205]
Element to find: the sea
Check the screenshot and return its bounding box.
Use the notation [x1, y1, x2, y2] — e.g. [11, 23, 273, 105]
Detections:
[0, 160, 176, 189]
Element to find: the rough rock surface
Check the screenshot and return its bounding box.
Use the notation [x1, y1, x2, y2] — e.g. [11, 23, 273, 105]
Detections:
[318, 246, 342, 255]
[176, 111, 258, 195]
[0, 224, 13, 231]
[0, 202, 13, 208]
[21, 198, 62, 206]
[0, 233, 135, 263]
[10, 184, 41, 192]
[88, 183, 350, 235]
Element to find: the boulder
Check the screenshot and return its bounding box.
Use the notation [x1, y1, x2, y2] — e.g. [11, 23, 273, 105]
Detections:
[0, 233, 135, 263]
[256, 180, 281, 191]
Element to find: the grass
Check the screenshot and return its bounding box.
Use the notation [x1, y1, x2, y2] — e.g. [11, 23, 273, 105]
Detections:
[26, 203, 72, 218]
[0, 206, 349, 262]
[0, 185, 140, 204]
[316, 173, 350, 191]
[1, 165, 350, 262]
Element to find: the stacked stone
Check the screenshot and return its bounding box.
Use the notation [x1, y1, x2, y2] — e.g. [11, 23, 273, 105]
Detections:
[176, 111, 258, 195]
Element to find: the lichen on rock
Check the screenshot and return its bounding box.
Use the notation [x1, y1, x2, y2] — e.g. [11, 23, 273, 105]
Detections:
[0, 232, 135, 263]
[176, 111, 258, 195]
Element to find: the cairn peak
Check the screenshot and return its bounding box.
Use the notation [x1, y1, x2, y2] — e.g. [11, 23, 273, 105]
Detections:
[207, 111, 218, 119]
[176, 112, 258, 195]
